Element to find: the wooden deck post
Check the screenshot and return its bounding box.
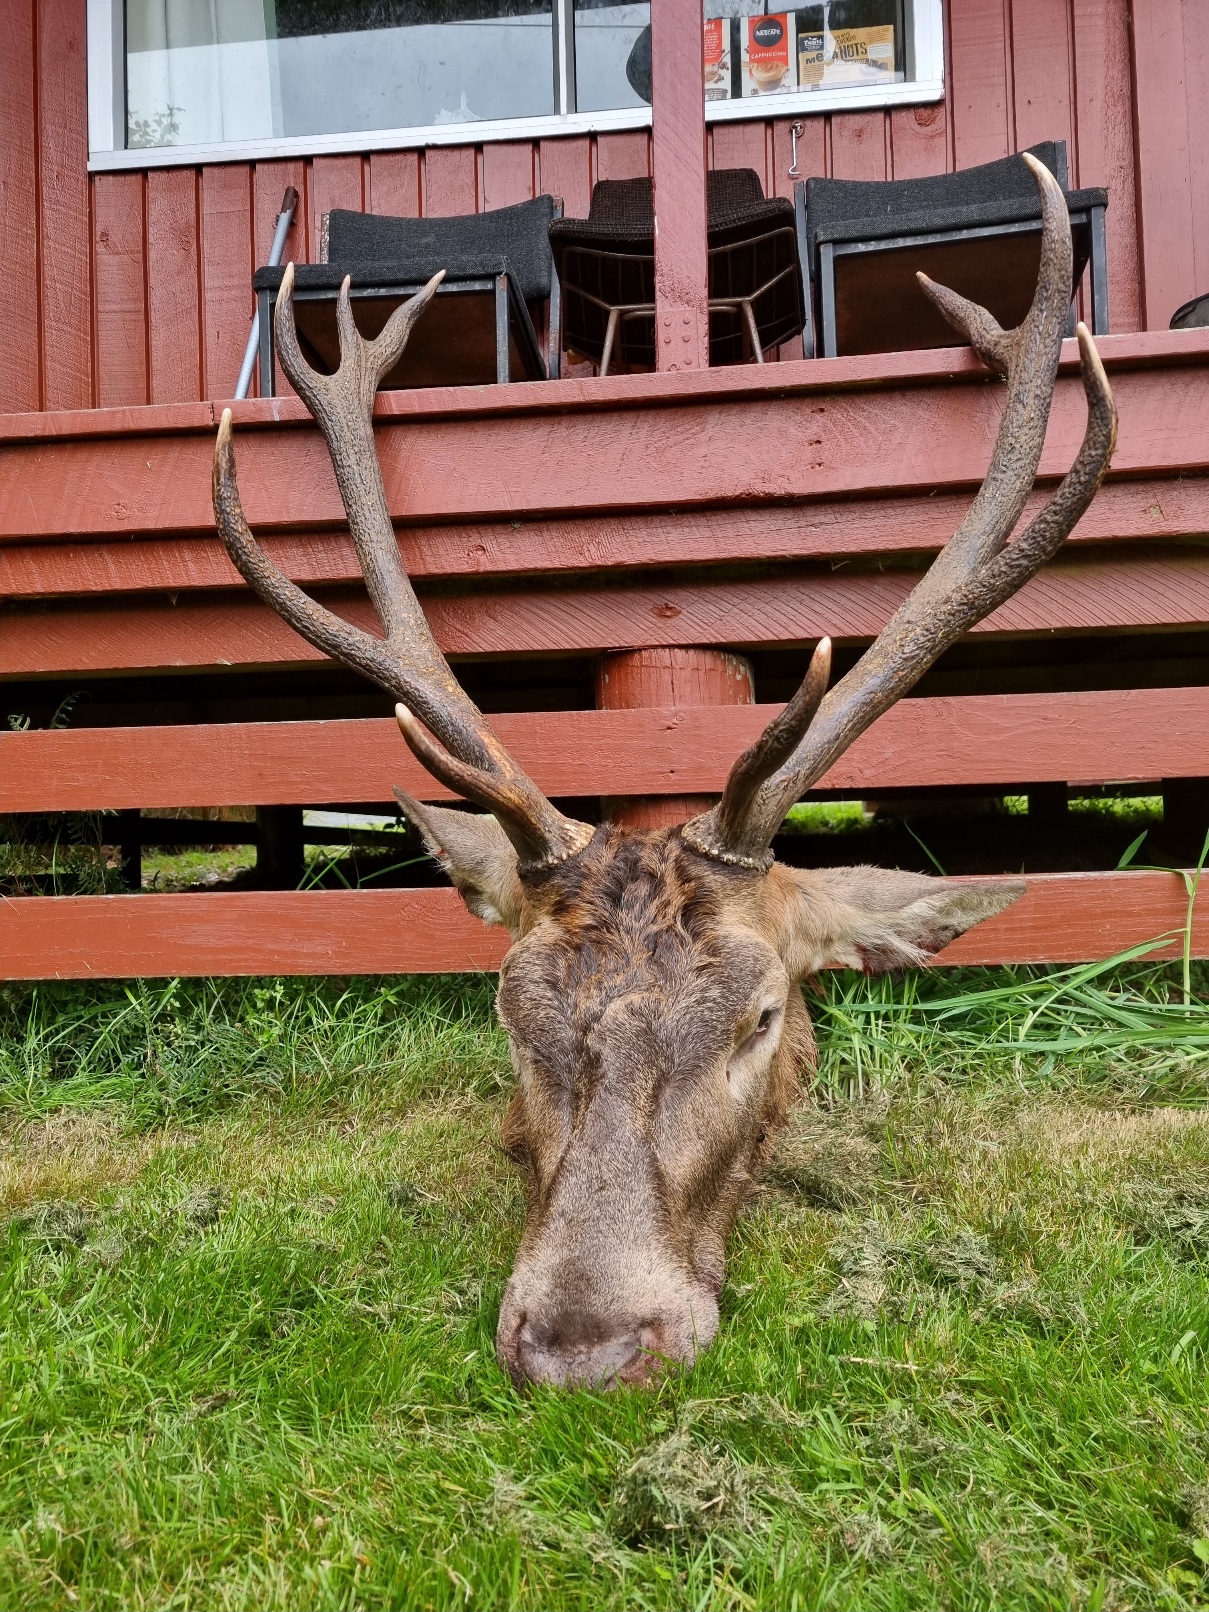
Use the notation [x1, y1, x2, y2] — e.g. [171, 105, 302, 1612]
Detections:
[596, 647, 753, 827]
[650, 0, 710, 372]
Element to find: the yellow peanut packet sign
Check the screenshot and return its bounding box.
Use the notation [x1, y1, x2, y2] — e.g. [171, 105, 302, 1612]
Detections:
[798, 24, 898, 87]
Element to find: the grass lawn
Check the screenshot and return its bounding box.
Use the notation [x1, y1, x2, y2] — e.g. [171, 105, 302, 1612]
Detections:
[2, 961, 1209, 1610]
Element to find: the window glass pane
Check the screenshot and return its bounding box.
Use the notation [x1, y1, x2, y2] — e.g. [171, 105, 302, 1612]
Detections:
[572, 0, 650, 113]
[574, 0, 906, 114]
[126, 0, 554, 149]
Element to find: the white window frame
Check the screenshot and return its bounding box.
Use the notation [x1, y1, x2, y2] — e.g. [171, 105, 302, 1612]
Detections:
[87, 0, 943, 172]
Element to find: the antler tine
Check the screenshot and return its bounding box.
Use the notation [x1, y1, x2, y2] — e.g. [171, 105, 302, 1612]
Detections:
[272, 263, 454, 673]
[395, 705, 561, 868]
[907, 151, 1073, 603]
[683, 638, 831, 869]
[685, 157, 1116, 868]
[213, 271, 593, 873]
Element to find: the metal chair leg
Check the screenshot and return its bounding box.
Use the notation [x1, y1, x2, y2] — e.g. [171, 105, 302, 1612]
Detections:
[548, 198, 563, 380]
[495, 274, 512, 386]
[600, 307, 620, 377]
[1090, 205, 1110, 334]
[258, 290, 275, 397]
[741, 299, 764, 364]
[794, 181, 815, 360]
[820, 241, 838, 359]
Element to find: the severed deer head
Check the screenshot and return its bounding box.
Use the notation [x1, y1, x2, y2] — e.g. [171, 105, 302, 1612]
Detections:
[213, 157, 1116, 1389]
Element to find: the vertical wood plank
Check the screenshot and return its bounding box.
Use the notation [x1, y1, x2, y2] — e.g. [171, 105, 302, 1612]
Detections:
[482, 142, 535, 209]
[1071, 0, 1140, 331]
[308, 155, 364, 252]
[1009, 0, 1074, 156]
[92, 172, 147, 408]
[830, 111, 888, 180]
[538, 136, 592, 216]
[711, 121, 768, 192]
[38, 0, 92, 409]
[595, 130, 651, 182]
[950, 0, 1012, 169]
[1130, 0, 1195, 328]
[200, 164, 253, 402]
[1185, 0, 1209, 294]
[770, 115, 826, 198]
[146, 168, 201, 403]
[368, 151, 421, 217]
[423, 147, 479, 215]
[650, 0, 709, 372]
[0, 0, 40, 411]
[890, 101, 950, 179]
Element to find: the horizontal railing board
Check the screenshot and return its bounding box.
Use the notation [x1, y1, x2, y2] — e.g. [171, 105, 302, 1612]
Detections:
[4, 687, 1207, 814]
[0, 872, 1203, 980]
[5, 551, 1208, 680]
[3, 330, 1205, 446]
[0, 339, 1206, 544]
[6, 479, 1209, 602]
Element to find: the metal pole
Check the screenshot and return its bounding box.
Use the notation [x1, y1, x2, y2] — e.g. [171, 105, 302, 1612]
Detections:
[234, 185, 298, 400]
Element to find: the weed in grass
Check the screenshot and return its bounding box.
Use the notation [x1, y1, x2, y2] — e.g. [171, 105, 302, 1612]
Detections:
[1120, 1184, 1209, 1258]
[764, 1104, 886, 1210]
[9, 1197, 96, 1248]
[608, 1425, 756, 1544]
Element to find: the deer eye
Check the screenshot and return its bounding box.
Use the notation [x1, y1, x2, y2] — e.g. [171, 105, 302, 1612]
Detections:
[735, 1005, 780, 1059]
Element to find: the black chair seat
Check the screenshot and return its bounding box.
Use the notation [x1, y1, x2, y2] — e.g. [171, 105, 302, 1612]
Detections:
[801, 141, 1110, 358]
[252, 195, 558, 394]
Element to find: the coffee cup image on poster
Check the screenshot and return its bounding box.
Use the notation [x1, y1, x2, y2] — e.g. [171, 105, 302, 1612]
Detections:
[739, 13, 797, 96]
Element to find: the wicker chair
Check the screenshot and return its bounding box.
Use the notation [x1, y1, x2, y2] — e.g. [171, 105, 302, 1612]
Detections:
[548, 168, 806, 374]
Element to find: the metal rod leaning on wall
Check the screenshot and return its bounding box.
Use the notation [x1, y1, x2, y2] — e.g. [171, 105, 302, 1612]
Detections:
[234, 186, 299, 401]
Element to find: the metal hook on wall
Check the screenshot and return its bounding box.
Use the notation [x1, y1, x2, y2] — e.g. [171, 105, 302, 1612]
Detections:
[789, 121, 804, 178]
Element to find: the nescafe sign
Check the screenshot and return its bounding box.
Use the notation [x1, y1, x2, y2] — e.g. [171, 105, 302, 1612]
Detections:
[751, 17, 785, 46]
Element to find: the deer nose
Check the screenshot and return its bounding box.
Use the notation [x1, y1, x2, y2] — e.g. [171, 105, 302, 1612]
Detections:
[511, 1312, 670, 1388]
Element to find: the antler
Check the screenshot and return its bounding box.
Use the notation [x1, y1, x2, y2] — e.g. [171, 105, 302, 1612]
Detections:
[212, 264, 593, 873]
[684, 154, 1118, 871]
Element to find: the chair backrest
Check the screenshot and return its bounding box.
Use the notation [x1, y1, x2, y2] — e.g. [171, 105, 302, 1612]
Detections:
[584, 169, 771, 237]
[323, 195, 556, 302]
[803, 140, 1069, 263]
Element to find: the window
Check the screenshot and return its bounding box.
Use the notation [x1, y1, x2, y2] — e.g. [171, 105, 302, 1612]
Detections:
[87, 0, 943, 168]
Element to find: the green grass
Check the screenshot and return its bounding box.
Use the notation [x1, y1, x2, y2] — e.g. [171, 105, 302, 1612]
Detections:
[2, 964, 1209, 1611]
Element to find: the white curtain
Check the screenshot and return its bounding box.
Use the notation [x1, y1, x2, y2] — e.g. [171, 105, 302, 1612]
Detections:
[126, 0, 281, 148]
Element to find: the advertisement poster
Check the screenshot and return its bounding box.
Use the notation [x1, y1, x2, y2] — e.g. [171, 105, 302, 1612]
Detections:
[703, 16, 732, 101]
[798, 20, 899, 87]
[739, 13, 797, 97]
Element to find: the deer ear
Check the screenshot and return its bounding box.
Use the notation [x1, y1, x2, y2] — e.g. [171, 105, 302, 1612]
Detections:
[771, 864, 1024, 977]
[394, 794, 525, 932]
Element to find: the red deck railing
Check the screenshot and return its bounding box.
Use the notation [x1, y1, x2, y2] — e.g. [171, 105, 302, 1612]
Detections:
[3, 329, 1208, 976]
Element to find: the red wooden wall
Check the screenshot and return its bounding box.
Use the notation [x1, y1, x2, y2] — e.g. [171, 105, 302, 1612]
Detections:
[1, 0, 1206, 414]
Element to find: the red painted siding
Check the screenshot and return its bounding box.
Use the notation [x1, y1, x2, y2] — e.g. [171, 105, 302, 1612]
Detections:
[1, 0, 1203, 414]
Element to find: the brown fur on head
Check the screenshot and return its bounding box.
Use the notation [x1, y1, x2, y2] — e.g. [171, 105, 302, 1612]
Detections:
[401, 799, 1020, 1389]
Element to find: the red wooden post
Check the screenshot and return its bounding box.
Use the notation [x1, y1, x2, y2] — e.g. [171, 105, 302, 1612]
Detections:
[650, 0, 710, 371]
[596, 647, 753, 827]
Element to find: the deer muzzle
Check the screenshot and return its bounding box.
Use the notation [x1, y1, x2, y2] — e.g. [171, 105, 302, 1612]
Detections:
[495, 1106, 722, 1388]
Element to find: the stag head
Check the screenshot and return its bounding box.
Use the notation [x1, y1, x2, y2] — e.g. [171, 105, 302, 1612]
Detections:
[214, 156, 1116, 1389]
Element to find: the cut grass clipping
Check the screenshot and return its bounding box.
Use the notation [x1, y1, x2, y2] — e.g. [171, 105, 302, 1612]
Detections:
[1, 953, 1207, 1610]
